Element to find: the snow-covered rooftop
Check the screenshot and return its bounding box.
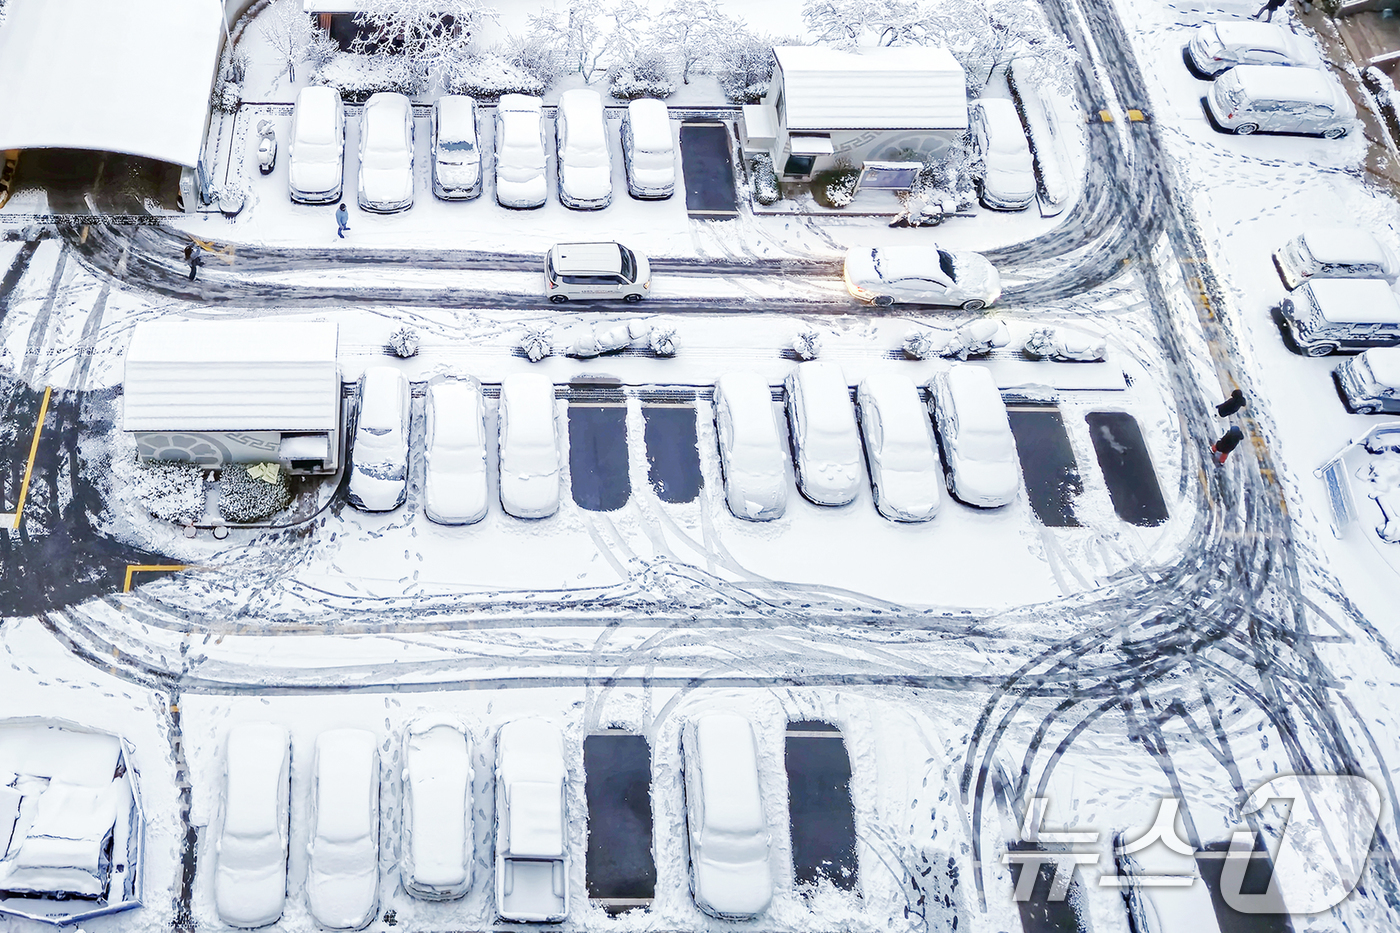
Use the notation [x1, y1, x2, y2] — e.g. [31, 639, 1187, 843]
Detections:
[773, 45, 968, 131]
[122, 321, 340, 433]
[0, 0, 224, 168]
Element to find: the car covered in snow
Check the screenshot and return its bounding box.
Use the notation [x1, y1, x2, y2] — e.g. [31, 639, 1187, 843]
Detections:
[1279, 277, 1400, 355]
[1204, 65, 1355, 138]
[424, 377, 489, 525]
[622, 98, 675, 199]
[855, 374, 943, 522]
[431, 95, 481, 200]
[348, 367, 410, 512]
[680, 712, 774, 920]
[402, 716, 473, 900]
[357, 92, 415, 213]
[844, 244, 1002, 310]
[288, 86, 346, 204]
[556, 89, 612, 209]
[544, 241, 651, 303]
[498, 373, 561, 519]
[784, 361, 864, 506]
[969, 98, 1035, 211]
[1185, 21, 1321, 78]
[307, 729, 380, 931]
[495, 719, 568, 923]
[1336, 347, 1400, 414]
[928, 365, 1020, 508]
[495, 94, 548, 209]
[1273, 226, 1400, 290]
[214, 723, 291, 929]
[714, 372, 789, 521]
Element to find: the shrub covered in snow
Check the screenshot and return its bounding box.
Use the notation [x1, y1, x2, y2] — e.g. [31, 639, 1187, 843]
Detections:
[132, 459, 205, 525]
[813, 164, 860, 208]
[447, 53, 545, 99]
[609, 52, 676, 100]
[520, 324, 553, 362]
[389, 327, 420, 358]
[219, 463, 292, 523]
[903, 328, 940, 360]
[716, 33, 775, 103]
[314, 52, 428, 102]
[793, 327, 822, 360]
[649, 323, 679, 357]
[750, 153, 780, 205]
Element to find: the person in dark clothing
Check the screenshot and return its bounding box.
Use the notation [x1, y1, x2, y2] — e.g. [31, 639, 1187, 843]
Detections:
[184, 243, 202, 281]
[1253, 0, 1288, 21]
[1216, 388, 1247, 417]
[1211, 425, 1245, 463]
[336, 203, 350, 238]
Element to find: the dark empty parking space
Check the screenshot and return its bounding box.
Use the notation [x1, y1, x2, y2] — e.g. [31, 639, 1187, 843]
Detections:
[1196, 844, 1294, 933]
[1007, 407, 1083, 527]
[568, 403, 630, 511]
[678, 123, 738, 216]
[1085, 411, 1169, 526]
[1006, 843, 1089, 933]
[785, 721, 858, 892]
[584, 733, 656, 908]
[642, 404, 702, 503]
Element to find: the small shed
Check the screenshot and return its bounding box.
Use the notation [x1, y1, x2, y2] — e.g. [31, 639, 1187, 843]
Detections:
[123, 321, 342, 475]
[742, 45, 968, 189]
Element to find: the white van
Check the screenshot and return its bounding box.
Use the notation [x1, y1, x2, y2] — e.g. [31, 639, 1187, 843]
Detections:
[544, 241, 651, 303]
[288, 86, 346, 204]
[1279, 278, 1400, 356]
[1204, 65, 1354, 138]
[1336, 347, 1400, 413]
[622, 99, 675, 199]
[1273, 226, 1400, 290]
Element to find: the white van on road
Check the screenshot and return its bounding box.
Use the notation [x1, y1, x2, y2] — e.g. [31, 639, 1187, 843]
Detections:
[622, 98, 675, 199]
[288, 86, 346, 204]
[544, 242, 651, 303]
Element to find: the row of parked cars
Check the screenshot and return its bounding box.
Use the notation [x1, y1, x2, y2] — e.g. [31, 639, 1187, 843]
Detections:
[213, 712, 782, 929]
[287, 87, 676, 211]
[1185, 21, 1355, 138]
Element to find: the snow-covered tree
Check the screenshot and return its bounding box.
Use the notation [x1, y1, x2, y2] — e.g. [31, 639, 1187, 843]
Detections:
[653, 0, 723, 84]
[714, 25, 777, 102]
[349, 0, 498, 84]
[261, 0, 316, 84]
[521, 2, 606, 82]
[802, 0, 926, 50]
[924, 0, 1077, 92]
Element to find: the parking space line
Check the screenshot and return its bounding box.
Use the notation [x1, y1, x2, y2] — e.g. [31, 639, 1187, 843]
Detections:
[12, 385, 51, 530]
[123, 564, 190, 593]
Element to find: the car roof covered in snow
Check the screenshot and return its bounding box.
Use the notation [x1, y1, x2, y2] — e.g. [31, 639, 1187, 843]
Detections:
[361, 366, 406, 430]
[551, 242, 624, 274]
[941, 365, 1012, 433]
[773, 45, 967, 131]
[691, 713, 765, 835]
[873, 245, 955, 286]
[313, 729, 377, 844]
[716, 373, 781, 445]
[506, 781, 563, 857]
[405, 719, 471, 885]
[627, 99, 673, 151]
[788, 361, 858, 437]
[1226, 64, 1342, 105]
[1211, 21, 1304, 54]
[428, 379, 483, 447]
[1304, 277, 1400, 323]
[500, 375, 558, 444]
[1361, 347, 1400, 386]
[223, 723, 288, 838]
[363, 92, 410, 140]
[435, 95, 477, 142]
[859, 373, 927, 426]
[1298, 226, 1394, 266]
[497, 718, 564, 788]
[123, 321, 340, 432]
[295, 86, 341, 145]
[559, 89, 606, 143]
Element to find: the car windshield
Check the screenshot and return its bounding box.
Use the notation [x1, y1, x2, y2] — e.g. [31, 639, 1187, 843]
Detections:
[358, 460, 406, 482]
[619, 245, 637, 281]
[438, 138, 475, 163]
[938, 249, 957, 281]
[363, 426, 391, 437]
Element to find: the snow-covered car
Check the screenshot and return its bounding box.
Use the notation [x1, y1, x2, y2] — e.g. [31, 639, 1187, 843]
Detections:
[544, 241, 651, 303]
[495, 94, 548, 209]
[1185, 21, 1321, 78]
[495, 719, 568, 923]
[1279, 278, 1400, 355]
[1021, 326, 1108, 361]
[855, 374, 943, 522]
[498, 373, 560, 519]
[928, 365, 1020, 508]
[348, 367, 410, 512]
[402, 716, 473, 901]
[556, 88, 612, 209]
[307, 729, 380, 931]
[844, 245, 1002, 310]
[1204, 65, 1355, 138]
[714, 372, 789, 521]
[1337, 348, 1400, 414]
[680, 712, 774, 920]
[622, 98, 675, 199]
[214, 723, 291, 929]
[784, 361, 864, 506]
[969, 98, 1034, 211]
[358, 92, 415, 213]
[424, 377, 489, 525]
[288, 86, 345, 204]
[1273, 226, 1400, 290]
[431, 95, 480, 200]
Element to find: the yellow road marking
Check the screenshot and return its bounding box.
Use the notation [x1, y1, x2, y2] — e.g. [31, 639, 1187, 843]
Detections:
[1099, 110, 1115, 123]
[1127, 109, 1147, 122]
[12, 386, 51, 530]
[123, 564, 189, 593]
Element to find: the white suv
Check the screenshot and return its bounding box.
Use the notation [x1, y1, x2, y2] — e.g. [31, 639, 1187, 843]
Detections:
[544, 242, 650, 303]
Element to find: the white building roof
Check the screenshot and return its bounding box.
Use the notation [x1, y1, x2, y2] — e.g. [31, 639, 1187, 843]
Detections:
[0, 0, 224, 168]
[123, 321, 340, 433]
[774, 45, 968, 131]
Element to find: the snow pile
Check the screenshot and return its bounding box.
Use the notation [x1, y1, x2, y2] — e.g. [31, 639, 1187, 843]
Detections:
[313, 53, 428, 102]
[218, 464, 292, 524]
[793, 327, 823, 360]
[131, 459, 205, 525]
[447, 53, 544, 100]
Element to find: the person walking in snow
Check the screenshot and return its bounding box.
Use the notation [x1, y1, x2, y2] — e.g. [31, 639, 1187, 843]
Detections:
[1211, 425, 1245, 464]
[1253, 0, 1287, 21]
[336, 203, 350, 238]
[183, 243, 202, 281]
[1216, 388, 1247, 417]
